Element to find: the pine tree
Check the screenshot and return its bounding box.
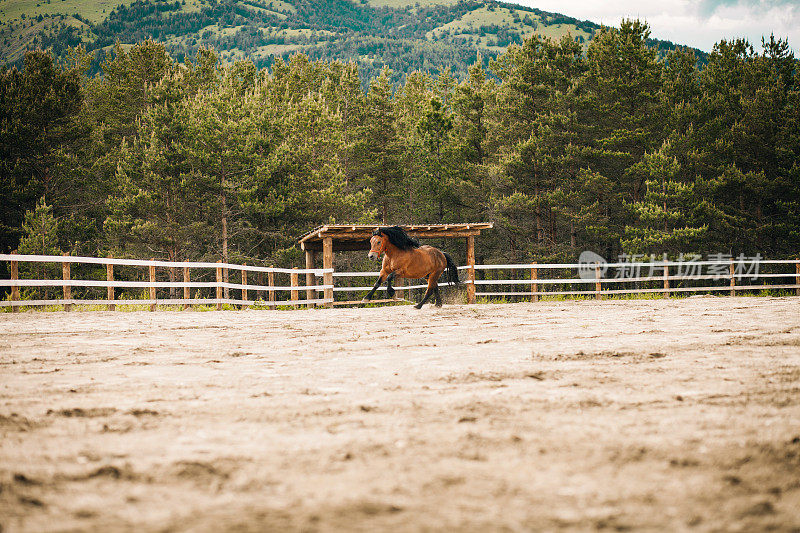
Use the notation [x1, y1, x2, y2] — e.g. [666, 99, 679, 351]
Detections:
[106, 68, 216, 262]
[773, 73, 800, 254]
[622, 143, 707, 255]
[490, 35, 586, 259]
[358, 67, 402, 223]
[394, 71, 432, 218]
[0, 50, 83, 255]
[416, 97, 454, 222]
[453, 57, 491, 166]
[183, 71, 261, 265]
[451, 56, 494, 224]
[19, 198, 61, 255]
[323, 61, 365, 185]
[581, 20, 664, 203]
[18, 198, 63, 299]
[87, 40, 174, 145]
[693, 36, 799, 255]
[490, 35, 560, 148]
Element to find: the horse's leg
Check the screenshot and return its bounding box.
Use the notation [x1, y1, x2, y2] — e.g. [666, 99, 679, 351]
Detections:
[433, 285, 442, 307]
[362, 269, 389, 303]
[431, 253, 446, 307]
[415, 274, 439, 309]
[386, 272, 396, 298]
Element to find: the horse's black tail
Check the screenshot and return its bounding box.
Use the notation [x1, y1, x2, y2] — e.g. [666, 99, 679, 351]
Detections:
[443, 252, 460, 286]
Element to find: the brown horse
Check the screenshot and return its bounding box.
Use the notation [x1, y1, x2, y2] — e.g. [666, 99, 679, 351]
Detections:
[362, 226, 459, 309]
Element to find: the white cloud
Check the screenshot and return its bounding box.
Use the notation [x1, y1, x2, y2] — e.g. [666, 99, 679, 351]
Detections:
[510, 0, 800, 53]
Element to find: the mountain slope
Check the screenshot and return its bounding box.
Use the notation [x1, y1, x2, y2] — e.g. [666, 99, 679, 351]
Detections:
[0, 0, 705, 82]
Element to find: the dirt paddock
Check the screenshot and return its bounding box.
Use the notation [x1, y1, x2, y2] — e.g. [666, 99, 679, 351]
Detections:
[1, 296, 800, 532]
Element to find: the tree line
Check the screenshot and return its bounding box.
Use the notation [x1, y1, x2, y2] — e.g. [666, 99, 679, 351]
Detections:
[1, 19, 798, 283]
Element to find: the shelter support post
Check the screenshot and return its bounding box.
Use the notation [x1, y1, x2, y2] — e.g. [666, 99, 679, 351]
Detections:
[729, 258, 736, 296]
[466, 235, 475, 304]
[323, 237, 334, 308]
[530, 263, 538, 302]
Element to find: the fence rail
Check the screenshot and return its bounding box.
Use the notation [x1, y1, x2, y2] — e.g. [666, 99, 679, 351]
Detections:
[2, 254, 799, 311]
[329, 258, 800, 302]
[1, 253, 333, 311]
[466, 258, 800, 301]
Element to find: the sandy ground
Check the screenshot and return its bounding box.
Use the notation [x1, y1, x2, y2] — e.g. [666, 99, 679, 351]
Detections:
[1, 296, 800, 532]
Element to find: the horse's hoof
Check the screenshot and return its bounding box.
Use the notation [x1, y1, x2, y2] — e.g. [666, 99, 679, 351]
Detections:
[361, 298, 369, 304]
[414, 303, 423, 309]
[435, 303, 443, 308]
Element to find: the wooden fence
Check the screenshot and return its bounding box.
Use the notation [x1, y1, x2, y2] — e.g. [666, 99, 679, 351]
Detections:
[330, 258, 800, 303]
[0, 253, 332, 311]
[2, 254, 799, 311]
[468, 259, 800, 300]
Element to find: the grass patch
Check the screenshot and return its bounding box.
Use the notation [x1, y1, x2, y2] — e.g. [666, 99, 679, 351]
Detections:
[0, 0, 135, 24]
[366, 0, 459, 7]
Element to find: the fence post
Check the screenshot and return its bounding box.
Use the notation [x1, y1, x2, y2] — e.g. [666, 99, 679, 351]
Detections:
[794, 259, 800, 297]
[268, 270, 275, 308]
[10, 250, 19, 313]
[216, 262, 223, 310]
[62, 254, 72, 312]
[663, 261, 670, 299]
[729, 257, 736, 297]
[291, 268, 299, 309]
[149, 259, 156, 311]
[241, 269, 248, 308]
[395, 276, 404, 301]
[323, 237, 334, 308]
[106, 256, 115, 311]
[595, 265, 602, 300]
[530, 263, 538, 303]
[466, 235, 476, 304]
[305, 250, 316, 308]
[223, 264, 229, 300]
[183, 267, 190, 310]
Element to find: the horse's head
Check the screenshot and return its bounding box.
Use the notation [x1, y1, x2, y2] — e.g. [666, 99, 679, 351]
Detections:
[368, 229, 387, 260]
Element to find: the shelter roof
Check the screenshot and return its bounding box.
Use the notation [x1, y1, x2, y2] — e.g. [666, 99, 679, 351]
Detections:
[298, 223, 493, 251]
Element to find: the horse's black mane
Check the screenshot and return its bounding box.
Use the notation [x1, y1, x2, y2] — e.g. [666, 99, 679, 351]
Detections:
[374, 226, 420, 250]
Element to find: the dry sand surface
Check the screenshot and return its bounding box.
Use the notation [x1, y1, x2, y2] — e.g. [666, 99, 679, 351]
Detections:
[1, 296, 800, 532]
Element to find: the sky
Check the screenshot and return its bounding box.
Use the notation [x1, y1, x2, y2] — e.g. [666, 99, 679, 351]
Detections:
[513, 0, 800, 53]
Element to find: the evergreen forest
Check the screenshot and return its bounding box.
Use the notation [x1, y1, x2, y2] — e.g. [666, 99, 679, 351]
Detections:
[2, 20, 799, 278]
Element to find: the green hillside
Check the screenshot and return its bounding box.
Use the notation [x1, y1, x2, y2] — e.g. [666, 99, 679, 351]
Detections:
[0, 0, 703, 83]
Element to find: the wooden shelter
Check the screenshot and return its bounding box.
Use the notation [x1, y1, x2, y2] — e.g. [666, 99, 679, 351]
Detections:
[298, 223, 493, 306]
